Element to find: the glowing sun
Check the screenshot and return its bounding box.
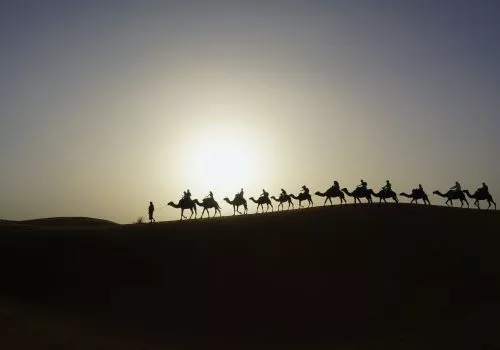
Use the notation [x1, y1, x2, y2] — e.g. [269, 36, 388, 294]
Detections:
[176, 123, 264, 196]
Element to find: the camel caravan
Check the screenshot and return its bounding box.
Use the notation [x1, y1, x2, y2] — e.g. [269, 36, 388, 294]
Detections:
[165, 181, 496, 220]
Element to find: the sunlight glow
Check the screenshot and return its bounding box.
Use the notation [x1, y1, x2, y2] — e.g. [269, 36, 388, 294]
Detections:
[173, 120, 265, 196]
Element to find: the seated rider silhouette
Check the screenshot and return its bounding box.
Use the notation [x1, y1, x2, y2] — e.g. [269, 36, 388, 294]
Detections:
[382, 180, 392, 194]
[330, 180, 340, 192]
[205, 191, 214, 200]
[417, 184, 424, 195]
[260, 189, 269, 199]
[301, 185, 310, 196]
[280, 188, 287, 200]
[357, 179, 368, 192]
[236, 188, 244, 200]
[450, 181, 461, 194]
[182, 189, 191, 201]
[478, 182, 489, 196]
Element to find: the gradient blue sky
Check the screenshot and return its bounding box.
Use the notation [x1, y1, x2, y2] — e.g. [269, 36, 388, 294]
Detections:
[1, 0, 499, 223]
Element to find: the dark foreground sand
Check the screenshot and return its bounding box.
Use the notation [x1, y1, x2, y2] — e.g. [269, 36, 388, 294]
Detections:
[1, 203, 499, 349]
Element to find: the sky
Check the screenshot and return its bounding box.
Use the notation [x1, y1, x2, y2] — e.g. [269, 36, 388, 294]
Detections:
[1, 0, 499, 223]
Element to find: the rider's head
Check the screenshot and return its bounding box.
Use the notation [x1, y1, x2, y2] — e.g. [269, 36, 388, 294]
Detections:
[302, 185, 307, 189]
[456, 181, 459, 185]
[483, 182, 486, 186]
[334, 181, 339, 185]
[386, 180, 390, 183]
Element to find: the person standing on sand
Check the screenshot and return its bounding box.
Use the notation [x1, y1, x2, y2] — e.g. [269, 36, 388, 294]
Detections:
[148, 201, 155, 223]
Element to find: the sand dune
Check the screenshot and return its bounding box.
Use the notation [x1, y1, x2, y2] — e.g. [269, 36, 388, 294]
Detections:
[0, 203, 499, 349]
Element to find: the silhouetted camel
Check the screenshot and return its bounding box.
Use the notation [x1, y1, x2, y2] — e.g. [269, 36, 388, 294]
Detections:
[432, 190, 469, 208]
[223, 196, 248, 215]
[290, 193, 313, 208]
[168, 198, 197, 220]
[271, 195, 294, 211]
[370, 189, 399, 206]
[400, 190, 431, 205]
[315, 188, 346, 206]
[341, 187, 373, 204]
[249, 196, 273, 213]
[193, 198, 222, 218]
[463, 190, 496, 210]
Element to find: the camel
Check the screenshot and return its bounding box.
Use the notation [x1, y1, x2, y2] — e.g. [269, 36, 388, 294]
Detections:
[371, 189, 399, 206]
[168, 198, 197, 220]
[223, 196, 248, 215]
[341, 187, 373, 205]
[400, 189, 431, 205]
[315, 187, 346, 206]
[432, 190, 469, 208]
[249, 196, 274, 213]
[289, 193, 313, 208]
[463, 189, 496, 210]
[271, 195, 294, 211]
[193, 198, 222, 218]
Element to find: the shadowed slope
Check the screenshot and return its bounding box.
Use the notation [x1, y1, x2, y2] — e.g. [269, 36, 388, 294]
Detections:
[0, 217, 117, 228]
[0, 204, 499, 349]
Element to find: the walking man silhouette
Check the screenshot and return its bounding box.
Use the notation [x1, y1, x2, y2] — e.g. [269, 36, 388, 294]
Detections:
[148, 201, 155, 223]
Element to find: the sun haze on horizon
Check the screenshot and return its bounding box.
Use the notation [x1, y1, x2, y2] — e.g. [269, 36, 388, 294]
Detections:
[0, 1, 499, 223]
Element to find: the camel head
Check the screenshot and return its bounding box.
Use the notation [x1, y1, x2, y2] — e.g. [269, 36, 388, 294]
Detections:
[167, 201, 174, 206]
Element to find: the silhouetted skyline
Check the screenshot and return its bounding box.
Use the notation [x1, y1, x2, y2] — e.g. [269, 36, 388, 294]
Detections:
[1, 1, 499, 222]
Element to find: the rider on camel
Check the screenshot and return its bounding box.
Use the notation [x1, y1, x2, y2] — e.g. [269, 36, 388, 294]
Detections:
[450, 181, 462, 194]
[478, 182, 489, 196]
[260, 189, 269, 199]
[182, 189, 191, 201]
[382, 180, 392, 194]
[357, 179, 368, 192]
[301, 185, 310, 196]
[330, 181, 340, 192]
[205, 191, 214, 200]
[280, 188, 288, 201]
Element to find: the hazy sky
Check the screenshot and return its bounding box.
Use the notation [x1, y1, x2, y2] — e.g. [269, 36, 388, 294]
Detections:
[1, 0, 499, 223]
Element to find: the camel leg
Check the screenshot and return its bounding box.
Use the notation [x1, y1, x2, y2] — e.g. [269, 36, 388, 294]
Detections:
[323, 198, 327, 206]
[475, 200, 480, 209]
